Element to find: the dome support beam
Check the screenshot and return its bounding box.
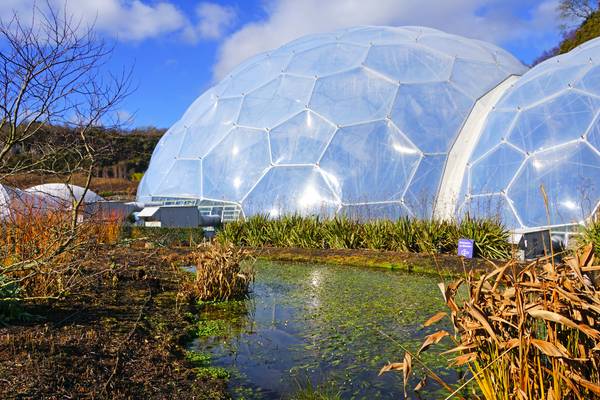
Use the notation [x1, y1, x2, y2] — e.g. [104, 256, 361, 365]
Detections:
[434, 75, 520, 220]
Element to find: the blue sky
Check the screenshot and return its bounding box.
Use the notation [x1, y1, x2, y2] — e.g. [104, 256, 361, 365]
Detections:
[2, 1, 570, 128]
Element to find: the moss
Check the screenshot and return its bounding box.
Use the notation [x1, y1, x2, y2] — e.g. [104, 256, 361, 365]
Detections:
[185, 351, 230, 380]
[196, 319, 227, 337]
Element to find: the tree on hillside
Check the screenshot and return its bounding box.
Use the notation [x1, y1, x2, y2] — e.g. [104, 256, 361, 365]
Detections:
[558, 0, 599, 21]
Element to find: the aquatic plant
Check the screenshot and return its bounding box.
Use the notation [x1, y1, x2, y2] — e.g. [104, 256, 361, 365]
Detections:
[381, 245, 600, 399]
[216, 214, 510, 259]
[182, 242, 254, 302]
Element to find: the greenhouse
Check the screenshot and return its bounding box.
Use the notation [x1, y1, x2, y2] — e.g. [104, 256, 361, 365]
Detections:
[138, 25, 600, 232]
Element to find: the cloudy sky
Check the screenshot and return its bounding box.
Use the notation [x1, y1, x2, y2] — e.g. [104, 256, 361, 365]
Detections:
[0, 0, 569, 128]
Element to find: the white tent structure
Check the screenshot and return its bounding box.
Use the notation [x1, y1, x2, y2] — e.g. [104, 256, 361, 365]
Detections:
[0, 183, 45, 220]
[25, 184, 104, 208]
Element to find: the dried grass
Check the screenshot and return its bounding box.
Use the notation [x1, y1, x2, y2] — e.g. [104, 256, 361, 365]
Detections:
[181, 242, 254, 302]
[381, 245, 600, 399]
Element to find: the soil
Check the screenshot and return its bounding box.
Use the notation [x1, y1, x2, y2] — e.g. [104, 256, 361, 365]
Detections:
[0, 244, 227, 400]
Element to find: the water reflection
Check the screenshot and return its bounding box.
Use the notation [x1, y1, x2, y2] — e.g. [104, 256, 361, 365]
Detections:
[190, 261, 460, 399]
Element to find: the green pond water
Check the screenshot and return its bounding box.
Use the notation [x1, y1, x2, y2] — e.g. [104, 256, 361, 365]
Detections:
[190, 261, 464, 399]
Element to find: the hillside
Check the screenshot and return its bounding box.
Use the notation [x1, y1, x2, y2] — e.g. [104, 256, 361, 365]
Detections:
[534, 9, 600, 64]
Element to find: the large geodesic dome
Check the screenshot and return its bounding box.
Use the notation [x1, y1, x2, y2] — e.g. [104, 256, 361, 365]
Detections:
[138, 25, 526, 220]
[460, 38, 600, 231]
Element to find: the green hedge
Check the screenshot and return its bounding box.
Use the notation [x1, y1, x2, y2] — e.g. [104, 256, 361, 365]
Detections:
[216, 215, 510, 259]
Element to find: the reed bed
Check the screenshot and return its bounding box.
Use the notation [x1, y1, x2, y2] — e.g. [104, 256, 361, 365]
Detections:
[216, 214, 510, 259]
[182, 242, 254, 302]
[381, 245, 600, 399]
[0, 205, 122, 300]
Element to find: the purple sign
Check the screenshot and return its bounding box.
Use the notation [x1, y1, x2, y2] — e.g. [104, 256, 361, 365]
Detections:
[458, 238, 474, 259]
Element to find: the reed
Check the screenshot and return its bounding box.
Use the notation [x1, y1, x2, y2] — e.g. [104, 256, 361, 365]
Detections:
[182, 242, 254, 302]
[381, 245, 600, 399]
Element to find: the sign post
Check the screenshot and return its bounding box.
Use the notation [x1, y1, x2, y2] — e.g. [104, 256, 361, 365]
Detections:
[458, 238, 474, 259]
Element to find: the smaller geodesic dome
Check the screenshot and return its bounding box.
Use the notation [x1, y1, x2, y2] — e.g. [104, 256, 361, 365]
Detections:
[460, 36, 600, 231]
[0, 184, 45, 220]
[25, 184, 104, 208]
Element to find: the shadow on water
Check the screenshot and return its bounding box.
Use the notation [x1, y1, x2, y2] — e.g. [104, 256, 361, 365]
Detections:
[190, 261, 464, 399]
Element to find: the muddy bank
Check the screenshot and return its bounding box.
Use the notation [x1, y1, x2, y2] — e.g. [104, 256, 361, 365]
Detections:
[0, 245, 226, 400]
[252, 246, 496, 275]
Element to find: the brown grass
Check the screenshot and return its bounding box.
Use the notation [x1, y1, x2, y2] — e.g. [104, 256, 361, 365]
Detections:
[0, 203, 122, 299]
[180, 242, 254, 302]
[381, 245, 600, 399]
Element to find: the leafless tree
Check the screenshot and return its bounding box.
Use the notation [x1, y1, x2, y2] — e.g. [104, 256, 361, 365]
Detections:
[0, 1, 133, 301]
[558, 0, 599, 22]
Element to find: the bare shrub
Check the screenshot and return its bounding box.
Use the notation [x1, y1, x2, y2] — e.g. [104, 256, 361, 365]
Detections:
[181, 242, 254, 302]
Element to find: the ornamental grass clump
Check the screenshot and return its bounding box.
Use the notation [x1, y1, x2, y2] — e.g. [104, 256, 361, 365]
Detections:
[184, 242, 254, 302]
[381, 245, 600, 399]
[216, 214, 510, 259]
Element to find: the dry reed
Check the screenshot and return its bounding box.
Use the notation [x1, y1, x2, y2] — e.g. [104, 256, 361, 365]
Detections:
[182, 242, 254, 302]
[381, 245, 600, 399]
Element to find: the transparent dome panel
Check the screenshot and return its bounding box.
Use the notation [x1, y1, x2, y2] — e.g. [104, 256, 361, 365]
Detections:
[286, 42, 367, 77]
[461, 194, 522, 228]
[270, 110, 336, 165]
[203, 127, 271, 201]
[450, 59, 509, 99]
[364, 44, 452, 83]
[391, 81, 473, 153]
[238, 75, 314, 129]
[319, 120, 420, 203]
[471, 110, 517, 162]
[508, 92, 599, 152]
[179, 97, 241, 158]
[154, 159, 202, 198]
[508, 143, 600, 227]
[403, 154, 446, 218]
[469, 144, 525, 194]
[242, 166, 339, 217]
[309, 67, 398, 126]
[219, 53, 291, 97]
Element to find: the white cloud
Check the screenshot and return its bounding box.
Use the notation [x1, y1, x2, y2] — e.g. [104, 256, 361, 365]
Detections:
[0, 0, 236, 42]
[214, 0, 560, 79]
[190, 2, 236, 40]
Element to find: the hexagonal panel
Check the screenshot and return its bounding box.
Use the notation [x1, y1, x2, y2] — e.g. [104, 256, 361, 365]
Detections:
[270, 111, 336, 165]
[461, 194, 522, 228]
[141, 127, 183, 192]
[339, 26, 417, 45]
[450, 59, 510, 99]
[203, 127, 271, 202]
[364, 44, 452, 83]
[419, 34, 495, 63]
[286, 42, 367, 77]
[390, 81, 473, 153]
[403, 154, 446, 218]
[574, 64, 600, 93]
[508, 143, 600, 228]
[242, 166, 339, 217]
[238, 75, 314, 129]
[219, 53, 291, 97]
[471, 110, 517, 161]
[309, 67, 398, 126]
[179, 97, 242, 158]
[154, 159, 202, 198]
[469, 144, 525, 195]
[508, 92, 600, 153]
[496, 64, 589, 109]
[319, 120, 420, 203]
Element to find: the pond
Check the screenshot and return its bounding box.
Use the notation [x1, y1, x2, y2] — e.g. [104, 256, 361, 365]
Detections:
[189, 260, 463, 399]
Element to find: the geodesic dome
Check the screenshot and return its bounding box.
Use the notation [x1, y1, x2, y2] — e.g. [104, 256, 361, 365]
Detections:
[460, 37, 600, 231]
[25, 184, 104, 207]
[138, 25, 526, 219]
[0, 184, 43, 220]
